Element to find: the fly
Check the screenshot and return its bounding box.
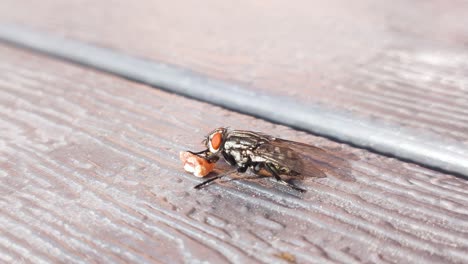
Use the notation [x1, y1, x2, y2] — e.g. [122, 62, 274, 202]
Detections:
[187, 127, 340, 193]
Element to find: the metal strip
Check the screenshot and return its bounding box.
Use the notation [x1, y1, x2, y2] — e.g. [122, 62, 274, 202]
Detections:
[1, 24, 467, 177]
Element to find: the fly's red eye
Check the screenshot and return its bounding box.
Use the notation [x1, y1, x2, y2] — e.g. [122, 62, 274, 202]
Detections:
[211, 132, 222, 150]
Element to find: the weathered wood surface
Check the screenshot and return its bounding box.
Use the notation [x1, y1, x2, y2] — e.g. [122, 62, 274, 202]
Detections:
[0, 0, 467, 145]
[1, 45, 468, 263]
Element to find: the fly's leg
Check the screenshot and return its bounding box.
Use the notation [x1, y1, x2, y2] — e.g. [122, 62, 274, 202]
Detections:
[187, 149, 219, 163]
[265, 163, 307, 193]
[237, 166, 248, 173]
[194, 174, 225, 189]
[246, 163, 269, 180]
[194, 151, 245, 190]
[222, 151, 237, 167]
[194, 166, 246, 190]
[194, 168, 238, 190]
[251, 162, 263, 174]
[205, 155, 220, 163]
[187, 149, 208, 155]
[194, 163, 248, 191]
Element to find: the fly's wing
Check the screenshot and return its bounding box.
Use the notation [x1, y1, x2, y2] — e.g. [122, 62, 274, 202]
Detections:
[255, 138, 353, 181]
[254, 138, 327, 179]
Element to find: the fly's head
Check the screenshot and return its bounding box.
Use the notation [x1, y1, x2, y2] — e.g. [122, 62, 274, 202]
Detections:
[203, 127, 228, 154]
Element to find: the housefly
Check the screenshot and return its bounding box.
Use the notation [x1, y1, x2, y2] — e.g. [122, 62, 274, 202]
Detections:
[187, 127, 339, 192]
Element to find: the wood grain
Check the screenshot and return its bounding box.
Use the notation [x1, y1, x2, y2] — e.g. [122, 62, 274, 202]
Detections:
[1, 45, 468, 263]
[0, 0, 467, 145]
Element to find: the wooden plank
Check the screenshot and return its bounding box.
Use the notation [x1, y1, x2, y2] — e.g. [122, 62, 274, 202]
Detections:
[2, 25, 467, 178]
[0, 0, 467, 147]
[1, 45, 468, 263]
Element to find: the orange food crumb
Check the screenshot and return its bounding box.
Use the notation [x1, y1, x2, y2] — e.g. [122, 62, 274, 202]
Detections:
[179, 151, 215, 177]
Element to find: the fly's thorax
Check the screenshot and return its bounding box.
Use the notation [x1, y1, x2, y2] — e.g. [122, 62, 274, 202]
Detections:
[223, 135, 260, 159]
[224, 131, 265, 150]
[225, 148, 248, 166]
[224, 134, 268, 166]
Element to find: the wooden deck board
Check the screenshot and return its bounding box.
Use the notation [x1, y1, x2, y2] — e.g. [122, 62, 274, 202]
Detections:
[1, 45, 467, 263]
[0, 0, 467, 145]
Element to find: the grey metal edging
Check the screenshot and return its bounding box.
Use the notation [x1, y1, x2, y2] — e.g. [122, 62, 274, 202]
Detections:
[0, 24, 467, 177]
